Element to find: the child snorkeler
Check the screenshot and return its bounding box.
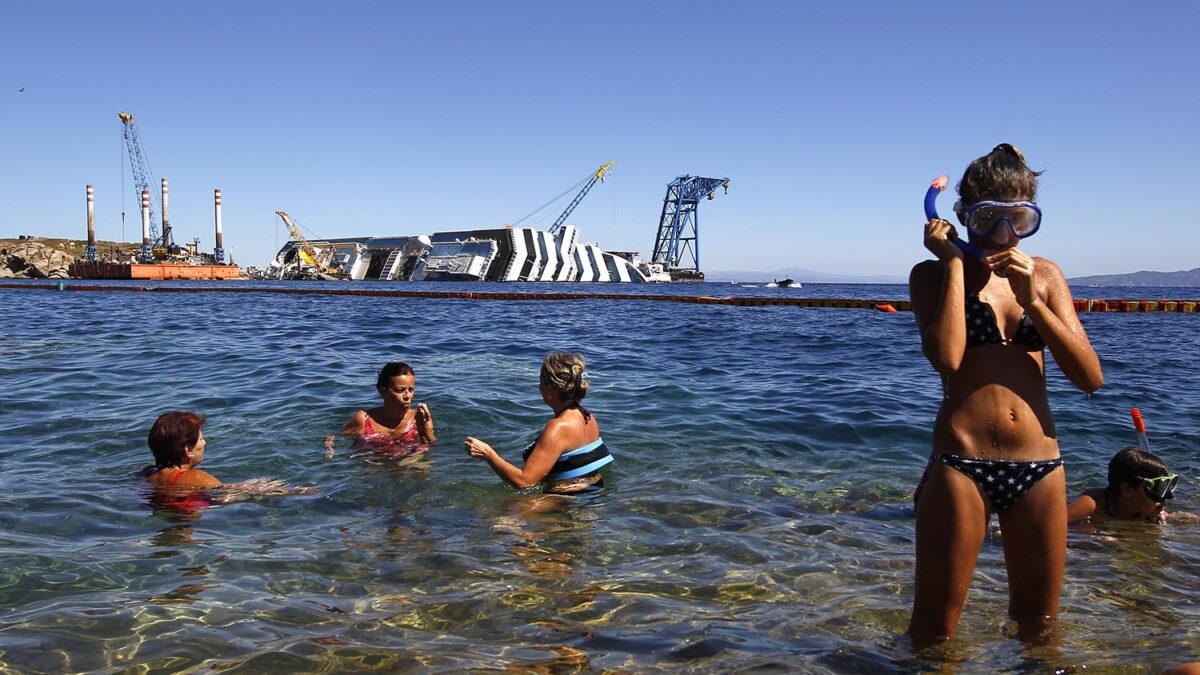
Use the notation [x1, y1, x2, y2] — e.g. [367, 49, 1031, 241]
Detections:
[1068, 447, 1179, 524]
[327, 362, 436, 457]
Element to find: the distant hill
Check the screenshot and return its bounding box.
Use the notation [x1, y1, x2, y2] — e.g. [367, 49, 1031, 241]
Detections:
[708, 266, 1200, 287]
[707, 267, 907, 284]
[1070, 268, 1200, 287]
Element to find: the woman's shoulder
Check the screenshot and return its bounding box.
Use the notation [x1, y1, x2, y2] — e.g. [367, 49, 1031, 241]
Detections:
[909, 260, 947, 299]
[1033, 256, 1067, 282]
[543, 411, 599, 445]
[547, 408, 597, 428]
[909, 258, 947, 283]
[143, 467, 220, 489]
[172, 469, 221, 489]
[910, 258, 944, 275]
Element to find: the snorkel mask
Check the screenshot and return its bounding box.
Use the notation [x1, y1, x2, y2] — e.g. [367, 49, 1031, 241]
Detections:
[924, 176, 1041, 259]
[1143, 474, 1179, 502]
[954, 199, 1042, 242]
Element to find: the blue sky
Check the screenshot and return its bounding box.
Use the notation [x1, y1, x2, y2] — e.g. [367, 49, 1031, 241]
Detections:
[2, 1, 1196, 277]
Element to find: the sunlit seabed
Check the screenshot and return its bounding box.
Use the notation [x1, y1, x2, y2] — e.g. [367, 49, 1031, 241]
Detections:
[1, 282, 1198, 672]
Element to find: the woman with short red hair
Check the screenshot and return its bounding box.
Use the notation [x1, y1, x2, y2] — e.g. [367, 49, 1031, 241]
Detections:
[141, 411, 220, 490]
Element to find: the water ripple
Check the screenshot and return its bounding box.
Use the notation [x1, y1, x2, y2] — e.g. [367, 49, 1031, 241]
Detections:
[1, 282, 1198, 671]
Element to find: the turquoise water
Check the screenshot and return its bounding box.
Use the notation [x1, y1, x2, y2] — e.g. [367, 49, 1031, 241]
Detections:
[1, 281, 1198, 672]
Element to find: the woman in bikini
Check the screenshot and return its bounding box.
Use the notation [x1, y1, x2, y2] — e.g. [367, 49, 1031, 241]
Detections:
[333, 362, 437, 454]
[908, 144, 1103, 646]
[465, 352, 613, 494]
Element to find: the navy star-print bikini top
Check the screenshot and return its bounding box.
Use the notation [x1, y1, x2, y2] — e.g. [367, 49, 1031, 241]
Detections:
[965, 295, 1046, 351]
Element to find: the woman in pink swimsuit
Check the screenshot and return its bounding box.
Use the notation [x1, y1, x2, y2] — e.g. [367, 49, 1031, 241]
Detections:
[330, 362, 436, 455]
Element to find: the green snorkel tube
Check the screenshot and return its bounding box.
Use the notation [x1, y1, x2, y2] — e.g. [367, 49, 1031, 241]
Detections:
[924, 175, 984, 259]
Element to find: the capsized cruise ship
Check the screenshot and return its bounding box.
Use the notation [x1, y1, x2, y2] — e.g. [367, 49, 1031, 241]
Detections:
[267, 224, 669, 283]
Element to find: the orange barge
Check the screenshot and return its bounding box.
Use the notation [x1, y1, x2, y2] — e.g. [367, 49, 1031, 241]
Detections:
[69, 261, 241, 280]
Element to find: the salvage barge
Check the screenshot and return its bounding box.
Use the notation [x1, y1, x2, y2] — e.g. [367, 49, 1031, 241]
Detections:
[70, 261, 240, 280]
[69, 180, 239, 280]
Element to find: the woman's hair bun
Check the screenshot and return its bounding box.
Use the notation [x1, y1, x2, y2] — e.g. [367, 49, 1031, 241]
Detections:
[992, 143, 1027, 164]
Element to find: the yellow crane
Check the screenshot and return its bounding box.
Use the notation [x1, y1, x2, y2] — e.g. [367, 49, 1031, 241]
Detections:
[275, 210, 335, 273]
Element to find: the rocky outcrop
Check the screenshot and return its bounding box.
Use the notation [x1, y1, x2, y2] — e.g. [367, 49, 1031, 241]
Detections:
[2, 240, 74, 279]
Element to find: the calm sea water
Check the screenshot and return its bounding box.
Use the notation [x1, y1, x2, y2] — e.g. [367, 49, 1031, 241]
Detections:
[1, 281, 1198, 672]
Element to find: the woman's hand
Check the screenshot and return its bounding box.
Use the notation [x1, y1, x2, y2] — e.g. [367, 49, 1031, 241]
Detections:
[416, 403, 437, 442]
[416, 403, 434, 431]
[984, 247, 1038, 307]
[464, 437, 494, 461]
[924, 219, 964, 262]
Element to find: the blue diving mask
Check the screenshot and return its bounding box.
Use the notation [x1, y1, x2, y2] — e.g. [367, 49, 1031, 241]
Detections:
[954, 200, 1042, 241]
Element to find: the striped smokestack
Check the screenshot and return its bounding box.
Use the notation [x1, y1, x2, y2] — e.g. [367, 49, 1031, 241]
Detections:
[160, 177, 171, 247]
[214, 188, 226, 264]
[141, 190, 151, 245]
[140, 189, 152, 262]
[85, 184, 97, 262]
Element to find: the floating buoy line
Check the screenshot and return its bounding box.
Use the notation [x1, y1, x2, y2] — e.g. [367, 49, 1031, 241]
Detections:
[0, 282, 1196, 313]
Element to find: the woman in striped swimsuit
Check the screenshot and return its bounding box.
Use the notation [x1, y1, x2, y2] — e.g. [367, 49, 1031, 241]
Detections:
[466, 352, 613, 494]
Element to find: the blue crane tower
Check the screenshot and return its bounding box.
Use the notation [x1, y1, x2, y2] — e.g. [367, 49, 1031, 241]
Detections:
[119, 112, 162, 262]
[650, 175, 729, 280]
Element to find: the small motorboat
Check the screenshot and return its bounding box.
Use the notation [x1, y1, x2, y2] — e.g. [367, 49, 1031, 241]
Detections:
[766, 278, 798, 288]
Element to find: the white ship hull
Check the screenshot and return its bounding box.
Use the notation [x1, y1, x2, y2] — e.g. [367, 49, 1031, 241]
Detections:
[271, 224, 653, 283]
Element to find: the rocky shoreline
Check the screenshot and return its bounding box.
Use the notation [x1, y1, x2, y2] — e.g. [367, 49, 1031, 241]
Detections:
[1, 236, 141, 279]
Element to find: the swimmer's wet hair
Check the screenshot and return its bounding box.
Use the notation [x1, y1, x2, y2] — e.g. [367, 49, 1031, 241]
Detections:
[1107, 446, 1170, 491]
[376, 362, 415, 388]
[148, 411, 205, 469]
[957, 143, 1044, 205]
[541, 352, 589, 408]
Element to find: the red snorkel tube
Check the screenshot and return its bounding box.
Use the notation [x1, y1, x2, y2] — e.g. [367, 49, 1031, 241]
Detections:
[924, 175, 983, 259]
[1130, 408, 1151, 451]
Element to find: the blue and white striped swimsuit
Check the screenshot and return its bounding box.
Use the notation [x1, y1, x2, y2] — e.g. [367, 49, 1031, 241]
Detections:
[522, 433, 613, 485]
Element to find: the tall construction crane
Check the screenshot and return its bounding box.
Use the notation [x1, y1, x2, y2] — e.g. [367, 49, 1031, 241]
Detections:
[275, 210, 335, 273]
[508, 161, 616, 234]
[651, 175, 730, 280]
[119, 112, 162, 262]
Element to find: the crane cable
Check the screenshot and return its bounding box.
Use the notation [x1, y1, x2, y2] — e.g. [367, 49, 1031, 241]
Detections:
[508, 171, 594, 228]
[119, 125, 126, 244]
[286, 213, 327, 241]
